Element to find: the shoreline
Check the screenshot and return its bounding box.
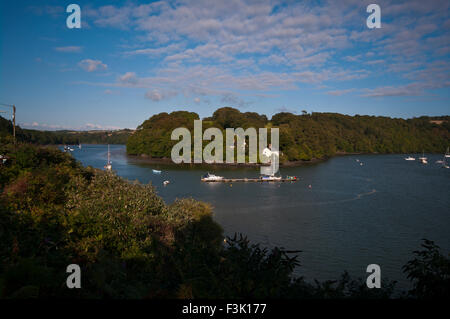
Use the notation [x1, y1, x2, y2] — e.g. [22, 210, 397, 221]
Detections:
[55, 144, 446, 168]
[126, 152, 367, 168]
[126, 150, 446, 167]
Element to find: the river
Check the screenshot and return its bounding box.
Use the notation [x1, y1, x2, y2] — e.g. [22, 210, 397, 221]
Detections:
[66, 144, 450, 290]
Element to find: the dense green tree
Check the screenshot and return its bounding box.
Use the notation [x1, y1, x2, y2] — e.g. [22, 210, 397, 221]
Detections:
[126, 110, 449, 162]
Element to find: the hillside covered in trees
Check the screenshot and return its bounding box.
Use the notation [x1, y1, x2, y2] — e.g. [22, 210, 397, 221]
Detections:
[1, 140, 449, 298]
[0, 116, 132, 145]
[127, 107, 450, 163]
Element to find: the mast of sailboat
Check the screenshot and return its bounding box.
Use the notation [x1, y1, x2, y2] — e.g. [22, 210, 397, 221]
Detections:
[107, 144, 110, 164]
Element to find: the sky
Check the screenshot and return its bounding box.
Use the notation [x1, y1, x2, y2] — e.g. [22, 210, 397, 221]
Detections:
[0, 0, 449, 130]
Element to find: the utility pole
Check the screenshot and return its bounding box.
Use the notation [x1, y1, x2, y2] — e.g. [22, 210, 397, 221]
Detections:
[0, 103, 16, 144]
[13, 105, 16, 143]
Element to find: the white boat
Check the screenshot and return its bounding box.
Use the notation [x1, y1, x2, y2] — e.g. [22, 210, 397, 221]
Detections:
[404, 156, 415, 161]
[152, 169, 161, 174]
[418, 151, 427, 162]
[104, 144, 112, 171]
[260, 147, 282, 180]
[163, 180, 170, 186]
[63, 145, 74, 152]
[201, 172, 224, 181]
[435, 148, 449, 167]
[260, 175, 282, 181]
[79, 144, 82, 149]
[440, 150, 449, 168]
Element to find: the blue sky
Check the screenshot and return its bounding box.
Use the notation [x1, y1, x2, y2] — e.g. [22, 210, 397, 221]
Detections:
[0, 0, 449, 130]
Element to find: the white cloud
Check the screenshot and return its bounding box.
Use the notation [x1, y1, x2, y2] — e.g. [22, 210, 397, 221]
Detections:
[119, 72, 138, 83]
[20, 121, 122, 131]
[326, 89, 355, 96]
[78, 59, 108, 72]
[145, 89, 177, 102]
[55, 46, 82, 53]
[76, 0, 450, 100]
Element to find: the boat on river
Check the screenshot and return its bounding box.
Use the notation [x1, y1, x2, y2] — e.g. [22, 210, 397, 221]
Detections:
[419, 151, 427, 164]
[201, 173, 224, 181]
[104, 144, 112, 171]
[201, 147, 298, 183]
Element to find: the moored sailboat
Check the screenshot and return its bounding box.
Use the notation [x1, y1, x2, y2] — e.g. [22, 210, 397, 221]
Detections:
[104, 144, 112, 171]
[418, 150, 427, 164]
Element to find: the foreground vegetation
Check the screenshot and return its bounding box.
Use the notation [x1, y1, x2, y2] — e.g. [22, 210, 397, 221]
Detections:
[127, 108, 450, 163]
[0, 141, 449, 298]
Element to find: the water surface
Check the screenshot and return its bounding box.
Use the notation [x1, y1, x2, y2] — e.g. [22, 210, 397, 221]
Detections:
[66, 144, 450, 289]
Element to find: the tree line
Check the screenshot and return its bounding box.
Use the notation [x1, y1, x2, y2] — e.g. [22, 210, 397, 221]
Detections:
[126, 107, 450, 162]
[0, 116, 132, 145]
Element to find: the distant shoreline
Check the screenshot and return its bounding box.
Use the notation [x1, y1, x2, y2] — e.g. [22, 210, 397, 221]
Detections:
[56, 144, 446, 167]
[126, 151, 367, 167]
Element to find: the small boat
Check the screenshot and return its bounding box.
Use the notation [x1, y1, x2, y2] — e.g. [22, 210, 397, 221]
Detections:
[418, 151, 427, 164]
[63, 145, 74, 152]
[152, 169, 161, 174]
[163, 180, 170, 186]
[260, 175, 282, 181]
[201, 172, 224, 181]
[436, 148, 449, 167]
[404, 156, 415, 161]
[79, 144, 82, 149]
[360, 162, 364, 166]
[286, 176, 298, 181]
[440, 152, 449, 168]
[104, 144, 112, 171]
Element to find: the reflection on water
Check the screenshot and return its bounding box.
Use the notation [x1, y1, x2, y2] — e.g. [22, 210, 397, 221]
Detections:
[66, 144, 450, 289]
